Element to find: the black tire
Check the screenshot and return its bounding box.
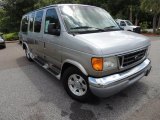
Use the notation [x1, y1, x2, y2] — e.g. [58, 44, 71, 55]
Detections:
[25, 48, 33, 62]
[62, 67, 94, 102]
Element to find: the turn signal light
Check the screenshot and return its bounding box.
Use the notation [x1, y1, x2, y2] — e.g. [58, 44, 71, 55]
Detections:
[91, 57, 103, 71]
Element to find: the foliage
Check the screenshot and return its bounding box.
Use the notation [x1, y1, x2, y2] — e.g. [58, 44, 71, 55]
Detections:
[141, 0, 160, 33]
[141, 0, 160, 14]
[156, 29, 160, 35]
[140, 22, 148, 30]
[3, 32, 18, 41]
[0, 0, 160, 33]
[141, 30, 148, 34]
[0, 0, 39, 32]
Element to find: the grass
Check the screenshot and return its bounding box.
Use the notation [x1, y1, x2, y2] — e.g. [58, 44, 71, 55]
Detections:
[3, 32, 18, 41]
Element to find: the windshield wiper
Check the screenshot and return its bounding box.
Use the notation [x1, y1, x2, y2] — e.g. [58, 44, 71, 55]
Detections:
[103, 26, 117, 30]
[103, 26, 121, 31]
[71, 26, 91, 29]
[71, 26, 105, 31]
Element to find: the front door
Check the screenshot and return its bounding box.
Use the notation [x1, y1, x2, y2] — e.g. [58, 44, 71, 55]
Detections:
[43, 8, 62, 69]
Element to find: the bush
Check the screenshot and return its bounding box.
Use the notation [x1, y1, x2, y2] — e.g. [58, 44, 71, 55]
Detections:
[156, 29, 160, 35]
[3, 32, 18, 41]
[141, 30, 148, 33]
[140, 22, 148, 31]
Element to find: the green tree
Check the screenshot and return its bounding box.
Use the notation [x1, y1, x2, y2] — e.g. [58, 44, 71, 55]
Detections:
[0, 0, 157, 33]
[34, 0, 79, 8]
[141, 0, 160, 33]
[0, 0, 39, 32]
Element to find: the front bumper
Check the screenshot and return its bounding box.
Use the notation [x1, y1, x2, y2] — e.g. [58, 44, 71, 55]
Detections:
[88, 59, 151, 98]
[133, 27, 141, 33]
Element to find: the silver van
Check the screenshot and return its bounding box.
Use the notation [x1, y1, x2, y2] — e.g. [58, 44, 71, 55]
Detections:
[19, 4, 151, 101]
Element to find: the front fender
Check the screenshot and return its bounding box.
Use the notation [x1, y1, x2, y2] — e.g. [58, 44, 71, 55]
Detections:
[62, 59, 88, 76]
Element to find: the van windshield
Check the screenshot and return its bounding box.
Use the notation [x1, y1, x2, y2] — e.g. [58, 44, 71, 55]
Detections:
[60, 5, 120, 34]
[125, 20, 133, 26]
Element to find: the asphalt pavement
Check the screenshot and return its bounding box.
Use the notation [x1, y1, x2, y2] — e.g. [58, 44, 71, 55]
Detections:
[0, 37, 160, 120]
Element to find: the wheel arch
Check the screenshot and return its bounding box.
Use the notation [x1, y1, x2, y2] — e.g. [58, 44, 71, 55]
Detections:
[61, 59, 88, 79]
[22, 42, 29, 50]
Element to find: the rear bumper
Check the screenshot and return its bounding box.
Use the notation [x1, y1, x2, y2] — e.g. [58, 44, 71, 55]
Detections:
[88, 59, 151, 98]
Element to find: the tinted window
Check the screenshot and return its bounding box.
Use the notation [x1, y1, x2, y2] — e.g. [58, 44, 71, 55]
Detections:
[29, 12, 35, 32]
[45, 8, 60, 34]
[21, 16, 28, 33]
[34, 10, 43, 33]
[120, 21, 126, 26]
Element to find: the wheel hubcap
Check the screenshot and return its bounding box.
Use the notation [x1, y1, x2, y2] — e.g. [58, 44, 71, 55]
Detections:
[68, 74, 87, 96]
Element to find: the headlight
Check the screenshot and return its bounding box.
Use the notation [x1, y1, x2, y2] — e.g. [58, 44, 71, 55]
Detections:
[91, 56, 118, 71]
[103, 56, 118, 70]
[146, 46, 150, 57]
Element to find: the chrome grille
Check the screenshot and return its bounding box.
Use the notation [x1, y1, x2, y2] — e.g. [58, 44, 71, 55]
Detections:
[119, 49, 147, 68]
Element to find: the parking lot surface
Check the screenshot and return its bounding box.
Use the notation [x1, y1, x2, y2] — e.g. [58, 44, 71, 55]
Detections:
[0, 37, 160, 120]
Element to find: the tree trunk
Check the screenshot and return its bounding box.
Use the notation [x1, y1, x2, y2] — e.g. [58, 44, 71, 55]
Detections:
[153, 14, 157, 33]
[135, 14, 138, 26]
[129, 6, 133, 23]
[157, 16, 160, 30]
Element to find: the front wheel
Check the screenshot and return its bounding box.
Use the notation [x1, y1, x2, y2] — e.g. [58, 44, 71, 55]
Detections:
[25, 48, 33, 62]
[62, 67, 94, 102]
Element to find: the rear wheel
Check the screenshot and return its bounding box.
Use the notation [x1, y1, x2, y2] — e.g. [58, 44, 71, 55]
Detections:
[62, 67, 94, 102]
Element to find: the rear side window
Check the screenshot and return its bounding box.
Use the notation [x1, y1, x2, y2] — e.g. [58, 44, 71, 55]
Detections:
[45, 8, 60, 34]
[29, 12, 35, 32]
[34, 10, 43, 33]
[21, 16, 29, 33]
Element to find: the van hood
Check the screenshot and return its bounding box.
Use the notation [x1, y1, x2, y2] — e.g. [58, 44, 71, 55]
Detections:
[75, 31, 150, 55]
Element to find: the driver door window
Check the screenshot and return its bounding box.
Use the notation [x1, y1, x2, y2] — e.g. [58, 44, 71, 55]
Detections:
[44, 8, 60, 34]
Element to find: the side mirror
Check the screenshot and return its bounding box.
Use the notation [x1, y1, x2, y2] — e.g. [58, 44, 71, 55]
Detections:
[116, 22, 124, 30]
[48, 23, 60, 36]
[120, 27, 124, 30]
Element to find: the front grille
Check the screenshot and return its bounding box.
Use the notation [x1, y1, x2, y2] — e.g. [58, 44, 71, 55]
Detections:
[133, 27, 141, 33]
[119, 49, 147, 68]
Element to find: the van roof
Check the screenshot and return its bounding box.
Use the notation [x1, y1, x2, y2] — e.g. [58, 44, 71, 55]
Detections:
[24, 4, 94, 16]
